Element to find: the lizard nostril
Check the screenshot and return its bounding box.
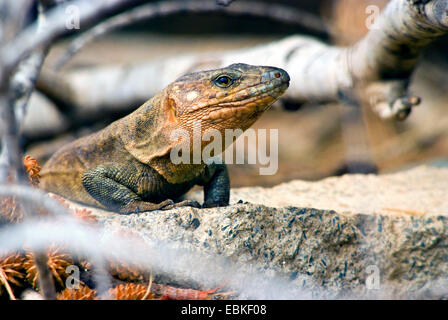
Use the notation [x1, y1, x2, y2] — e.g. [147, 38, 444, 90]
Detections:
[274, 72, 281, 78]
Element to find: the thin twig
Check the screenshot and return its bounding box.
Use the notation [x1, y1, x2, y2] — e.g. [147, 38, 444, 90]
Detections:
[142, 271, 153, 300]
[53, 0, 327, 69]
[11, 2, 54, 127]
[1, 2, 53, 183]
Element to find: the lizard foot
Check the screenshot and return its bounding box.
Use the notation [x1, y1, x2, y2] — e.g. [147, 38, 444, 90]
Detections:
[119, 199, 175, 214]
[120, 199, 201, 214]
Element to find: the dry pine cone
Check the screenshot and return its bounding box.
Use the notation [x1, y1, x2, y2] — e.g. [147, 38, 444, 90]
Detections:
[0, 155, 42, 223]
[58, 285, 97, 300]
[109, 283, 156, 300]
[24, 246, 74, 289]
[0, 252, 26, 297]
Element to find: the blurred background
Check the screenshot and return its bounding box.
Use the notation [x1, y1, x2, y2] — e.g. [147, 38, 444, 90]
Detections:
[25, 0, 448, 187]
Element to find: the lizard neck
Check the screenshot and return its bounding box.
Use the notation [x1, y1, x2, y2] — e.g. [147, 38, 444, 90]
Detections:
[118, 92, 173, 165]
[117, 90, 205, 184]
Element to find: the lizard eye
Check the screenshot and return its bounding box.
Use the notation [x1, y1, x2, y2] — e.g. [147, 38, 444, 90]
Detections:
[213, 75, 234, 88]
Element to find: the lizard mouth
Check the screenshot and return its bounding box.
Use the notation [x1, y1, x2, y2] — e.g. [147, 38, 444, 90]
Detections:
[219, 80, 288, 105]
[202, 80, 289, 122]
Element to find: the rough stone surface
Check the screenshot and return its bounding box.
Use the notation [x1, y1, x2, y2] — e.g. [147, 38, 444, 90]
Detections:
[65, 166, 448, 299]
[188, 165, 448, 217]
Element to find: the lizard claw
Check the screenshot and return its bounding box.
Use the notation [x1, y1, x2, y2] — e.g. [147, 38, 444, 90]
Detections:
[120, 199, 174, 214]
[161, 199, 201, 210]
[119, 199, 201, 213]
[158, 199, 175, 209]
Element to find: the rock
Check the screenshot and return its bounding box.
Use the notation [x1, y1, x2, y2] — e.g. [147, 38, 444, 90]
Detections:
[188, 165, 447, 217]
[64, 166, 448, 299]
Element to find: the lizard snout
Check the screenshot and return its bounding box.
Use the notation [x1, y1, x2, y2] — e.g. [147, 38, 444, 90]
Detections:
[261, 67, 290, 85]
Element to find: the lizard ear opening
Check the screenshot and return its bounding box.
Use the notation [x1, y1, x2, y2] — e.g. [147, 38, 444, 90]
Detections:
[165, 97, 178, 123]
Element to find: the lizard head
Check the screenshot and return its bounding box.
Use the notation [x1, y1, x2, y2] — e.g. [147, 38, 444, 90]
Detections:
[163, 63, 290, 133]
[121, 64, 289, 173]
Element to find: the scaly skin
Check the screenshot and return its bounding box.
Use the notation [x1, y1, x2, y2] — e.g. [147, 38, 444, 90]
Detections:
[40, 63, 290, 214]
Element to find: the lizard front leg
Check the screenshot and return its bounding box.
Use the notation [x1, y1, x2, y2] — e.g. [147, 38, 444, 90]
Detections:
[200, 163, 230, 208]
[81, 164, 199, 214]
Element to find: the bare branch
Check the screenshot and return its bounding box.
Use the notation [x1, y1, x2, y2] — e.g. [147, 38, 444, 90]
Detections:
[40, 0, 448, 121]
[53, 0, 327, 70]
[11, 2, 55, 126]
[0, 0, 143, 84]
[0, 97, 27, 184]
[3, 2, 55, 185]
[0, 1, 35, 183]
[2, 11, 58, 294]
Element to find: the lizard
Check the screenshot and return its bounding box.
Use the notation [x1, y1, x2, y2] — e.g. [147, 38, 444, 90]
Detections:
[39, 63, 290, 214]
